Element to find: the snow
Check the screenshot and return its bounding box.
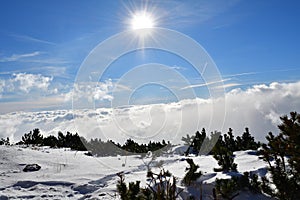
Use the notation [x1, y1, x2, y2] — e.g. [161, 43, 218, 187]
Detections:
[0, 145, 275, 199]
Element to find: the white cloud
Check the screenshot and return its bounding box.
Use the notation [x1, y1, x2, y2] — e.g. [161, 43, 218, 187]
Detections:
[0, 73, 55, 99]
[1, 81, 300, 144]
[0, 79, 5, 98]
[0, 51, 40, 62]
[65, 79, 113, 103]
[222, 81, 300, 140]
[12, 73, 53, 93]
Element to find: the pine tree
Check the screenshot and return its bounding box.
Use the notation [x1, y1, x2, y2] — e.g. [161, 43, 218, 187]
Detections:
[224, 128, 236, 152]
[42, 135, 58, 147]
[181, 134, 195, 146]
[261, 112, 300, 199]
[235, 128, 260, 151]
[117, 172, 144, 200]
[215, 178, 239, 200]
[241, 128, 260, 150]
[0, 137, 10, 145]
[146, 169, 182, 199]
[213, 135, 237, 172]
[183, 158, 202, 186]
[185, 129, 207, 155]
[57, 131, 66, 147]
[22, 128, 43, 145]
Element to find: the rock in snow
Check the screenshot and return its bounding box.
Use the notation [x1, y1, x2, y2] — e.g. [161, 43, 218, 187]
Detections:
[23, 164, 41, 172]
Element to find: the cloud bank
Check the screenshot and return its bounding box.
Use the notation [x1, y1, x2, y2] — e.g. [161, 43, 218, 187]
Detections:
[0, 81, 300, 144]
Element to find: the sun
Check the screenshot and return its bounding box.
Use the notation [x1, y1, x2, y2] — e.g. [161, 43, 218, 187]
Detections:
[131, 12, 155, 30]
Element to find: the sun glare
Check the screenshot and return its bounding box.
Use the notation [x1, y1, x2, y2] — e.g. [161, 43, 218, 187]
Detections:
[131, 12, 155, 30]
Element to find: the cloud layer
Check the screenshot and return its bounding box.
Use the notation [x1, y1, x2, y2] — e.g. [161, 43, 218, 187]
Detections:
[1, 81, 300, 144]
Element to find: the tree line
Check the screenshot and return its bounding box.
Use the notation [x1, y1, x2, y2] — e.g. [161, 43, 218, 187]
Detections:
[183, 127, 260, 172]
[10, 129, 170, 156]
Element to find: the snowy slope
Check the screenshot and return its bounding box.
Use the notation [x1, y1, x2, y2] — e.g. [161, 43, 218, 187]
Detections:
[0, 145, 274, 199]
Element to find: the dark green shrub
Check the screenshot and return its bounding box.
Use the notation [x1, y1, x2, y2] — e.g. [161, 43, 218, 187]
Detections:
[147, 169, 182, 199]
[185, 129, 207, 155]
[183, 158, 202, 186]
[215, 178, 239, 200]
[212, 135, 237, 172]
[0, 137, 10, 145]
[22, 128, 43, 145]
[117, 169, 182, 200]
[181, 134, 195, 146]
[42, 135, 58, 147]
[236, 128, 260, 151]
[116, 172, 145, 200]
[215, 172, 263, 200]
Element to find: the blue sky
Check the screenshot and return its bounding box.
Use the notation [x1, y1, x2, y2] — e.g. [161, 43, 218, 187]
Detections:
[0, 0, 300, 113]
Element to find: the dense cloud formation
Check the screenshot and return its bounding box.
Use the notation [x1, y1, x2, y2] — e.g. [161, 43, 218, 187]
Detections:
[1, 81, 300, 143]
[12, 73, 53, 93]
[64, 80, 114, 103]
[0, 73, 54, 95]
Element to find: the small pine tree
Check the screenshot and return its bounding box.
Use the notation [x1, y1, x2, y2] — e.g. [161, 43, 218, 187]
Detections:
[181, 134, 195, 146]
[185, 129, 207, 155]
[116, 172, 144, 200]
[235, 128, 260, 151]
[212, 135, 237, 172]
[117, 169, 182, 200]
[215, 178, 239, 200]
[260, 176, 273, 197]
[183, 158, 202, 186]
[239, 172, 261, 193]
[249, 173, 261, 193]
[0, 137, 10, 145]
[57, 131, 66, 147]
[241, 128, 260, 150]
[224, 128, 236, 152]
[215, 172, 261, 200]
[146, 169, 182, 199]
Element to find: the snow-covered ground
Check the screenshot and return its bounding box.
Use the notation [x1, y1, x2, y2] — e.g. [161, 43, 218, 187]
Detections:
[0, 145, 274, 199]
